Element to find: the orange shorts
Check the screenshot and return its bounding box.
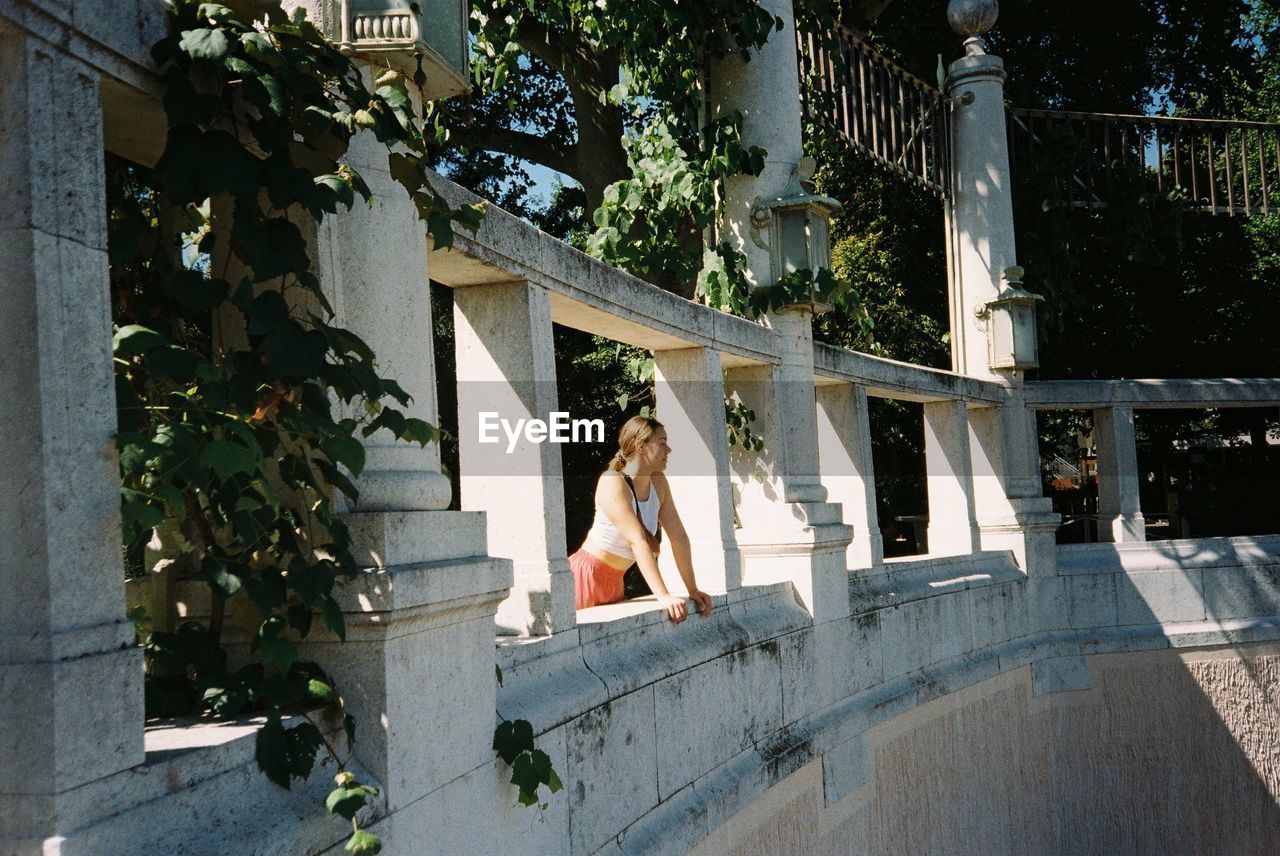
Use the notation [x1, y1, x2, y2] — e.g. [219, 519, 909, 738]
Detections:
[570, 549, 625, 609]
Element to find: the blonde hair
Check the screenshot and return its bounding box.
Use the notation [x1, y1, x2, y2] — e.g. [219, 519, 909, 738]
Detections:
[608, 415, 664, 471]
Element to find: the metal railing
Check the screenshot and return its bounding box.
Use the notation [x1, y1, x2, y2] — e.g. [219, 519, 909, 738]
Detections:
[797, 24, 949, 198]
[1009, 108, 1280, 215]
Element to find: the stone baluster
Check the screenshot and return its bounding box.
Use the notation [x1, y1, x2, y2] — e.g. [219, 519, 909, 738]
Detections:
[653, 347, 742, 595]
[453, 281, 576, 636]
[816, 383, 884, 570]
[968, 394, 1060, 576]
[924, 399, 981, 556]
[1093, 405, 1146, 542]
[0, 33, 144, 847]
[726, 316, 852, 622]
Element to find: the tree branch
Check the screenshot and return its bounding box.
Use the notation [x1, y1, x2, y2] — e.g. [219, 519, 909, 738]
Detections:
[449, 122, 577, 177]
[512, 15, 572, 76]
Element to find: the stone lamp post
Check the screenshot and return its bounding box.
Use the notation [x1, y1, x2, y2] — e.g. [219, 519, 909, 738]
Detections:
[943, 0, 1044, 381]
[977, 265, 1043, 371]
[749, 156, 842, 308]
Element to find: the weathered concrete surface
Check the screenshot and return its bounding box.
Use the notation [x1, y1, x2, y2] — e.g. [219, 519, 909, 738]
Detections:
[696, 647, 1280, 856]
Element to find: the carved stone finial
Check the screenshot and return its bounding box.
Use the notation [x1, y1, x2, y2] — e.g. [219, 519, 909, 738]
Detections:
[947, 0, 999, 56]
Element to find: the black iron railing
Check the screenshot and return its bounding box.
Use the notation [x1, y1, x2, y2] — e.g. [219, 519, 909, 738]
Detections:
[797, 24, 949, 198]
[1008, 108, 1280, 215]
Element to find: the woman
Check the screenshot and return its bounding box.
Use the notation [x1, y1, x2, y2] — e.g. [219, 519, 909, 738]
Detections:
[569, 415, 714, 624]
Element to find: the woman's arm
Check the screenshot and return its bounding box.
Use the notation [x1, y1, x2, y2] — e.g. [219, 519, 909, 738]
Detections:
[595, 474, 688, 624]
[654, 474, 712, 618]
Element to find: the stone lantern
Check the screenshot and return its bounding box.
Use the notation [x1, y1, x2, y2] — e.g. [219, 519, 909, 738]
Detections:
[749, 157, 842, 303]
[321, 0, 470, 99]
[976, 265, 1042, 371]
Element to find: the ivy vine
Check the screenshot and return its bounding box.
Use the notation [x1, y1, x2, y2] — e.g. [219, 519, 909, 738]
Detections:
[116, 1, 481, 850]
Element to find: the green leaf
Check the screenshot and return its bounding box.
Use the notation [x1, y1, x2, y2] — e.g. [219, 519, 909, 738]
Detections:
[256, 632, 297, 674]
[179, 28, 232, 62]
[400, 418, 437, 447]
[169, 270, 230, 311]
[202, 555, 242, 599]
[199, 440, 258, 480]
[255, 715, 322, 788]
[113, 325, 166, 355]
[307, 678, 334, 700]
[122, 496, 165, 535]
[325, 785, 371, 820]
[323, 434, 366, 477]
[345, 830, 382, 854]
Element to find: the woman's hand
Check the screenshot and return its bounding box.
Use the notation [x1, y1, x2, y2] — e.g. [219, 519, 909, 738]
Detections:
[690, 590, 713, 618]
[657, 593, 687, 624]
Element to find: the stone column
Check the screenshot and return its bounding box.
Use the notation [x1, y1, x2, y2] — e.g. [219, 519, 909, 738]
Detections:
[707, 0, 805, 287]
[321, 128, 452, 513]
[453, 281, 575, 636]
[968, 396, 1060, 576]
[653, 347, 741, 595]
[1094, 405, 1145, 542]
[709, 1, 852, 620]
[816, 383, 884, 570]
[924, 399, 980, 556]
[726, 313, 852, 622]
[0, 33, 144, 847]
[944, 2, 1018, 380]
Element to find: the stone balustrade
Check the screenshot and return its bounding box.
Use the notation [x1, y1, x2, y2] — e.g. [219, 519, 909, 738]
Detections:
[5, 2, 1280, 854]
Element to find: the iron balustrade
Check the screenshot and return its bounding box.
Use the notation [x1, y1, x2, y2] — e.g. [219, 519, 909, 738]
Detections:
[796, 24, 949, 198]
[1008, 108, 1280, 216]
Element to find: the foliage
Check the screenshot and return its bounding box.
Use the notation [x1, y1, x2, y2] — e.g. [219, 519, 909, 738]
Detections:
[585, 115, 766, 302]
[492, 718, 564, 808]
[117, 0, 481, 848]
[435, 0, 871, 315]
[725, 400, 765, 452]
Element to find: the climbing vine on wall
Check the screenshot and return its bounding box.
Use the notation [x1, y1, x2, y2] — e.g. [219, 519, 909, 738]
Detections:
[114, 1, 482, 849]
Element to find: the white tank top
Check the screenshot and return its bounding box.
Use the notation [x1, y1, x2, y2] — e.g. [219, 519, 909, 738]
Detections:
[585, 475, 660, 560]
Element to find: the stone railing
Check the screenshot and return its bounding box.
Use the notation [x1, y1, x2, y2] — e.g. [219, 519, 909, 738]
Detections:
[7, 2, 1280, 853]
[1025, 379, 1280, 542]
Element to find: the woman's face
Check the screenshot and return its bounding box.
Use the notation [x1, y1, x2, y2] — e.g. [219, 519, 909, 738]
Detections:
[639, 428, 671, 471]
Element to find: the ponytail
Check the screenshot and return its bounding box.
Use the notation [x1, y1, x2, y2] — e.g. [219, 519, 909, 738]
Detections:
[608, 414, 663, 472]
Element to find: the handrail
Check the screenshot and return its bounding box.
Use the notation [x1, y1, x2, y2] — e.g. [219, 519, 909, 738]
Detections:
[1026, 378, 1280, 409]
[796, 23, 949, 197]
[1008, 107, 1280, 216]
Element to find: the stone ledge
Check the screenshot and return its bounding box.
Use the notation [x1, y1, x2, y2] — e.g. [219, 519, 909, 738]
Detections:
[330, 555, 513, 618]
[1058, 535, 1280, 574]
[850, 550, 1023, 612]
[426, 171, 778, 365]
[34, 710, 378, 847]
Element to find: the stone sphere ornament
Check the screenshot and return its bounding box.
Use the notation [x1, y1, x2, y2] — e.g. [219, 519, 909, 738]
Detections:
[947, 0, 999, 54]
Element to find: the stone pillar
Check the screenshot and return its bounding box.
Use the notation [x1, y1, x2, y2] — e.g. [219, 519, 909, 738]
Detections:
[944, 2, 1018, 380]
[726, 310, 852, 622]
[815, 383, 884, 570]
[968, 396, 1060, 576]
[707, 0, 805, 287]
[653, 347, 741, 595]
[304, 553, 512, 815]
[1094, 405, 1145, 542]
[453, 281, 575, 636]
[0, 33, 144, 847]
[709, 1, 851, 620]
[924, 399, 980, 556]
[321, 128, 452, 512]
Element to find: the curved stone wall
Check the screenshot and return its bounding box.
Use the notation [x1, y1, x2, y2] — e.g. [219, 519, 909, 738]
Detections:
[694, 646, 1280, 855]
